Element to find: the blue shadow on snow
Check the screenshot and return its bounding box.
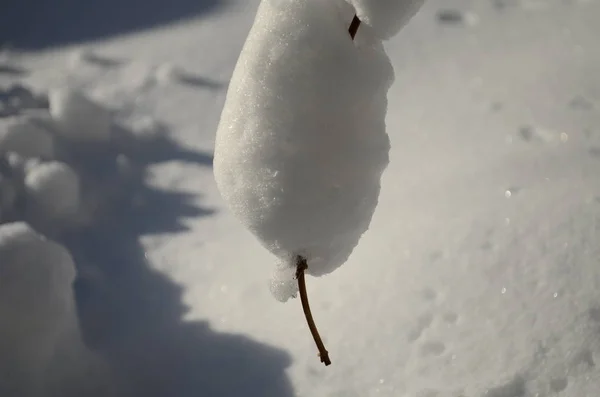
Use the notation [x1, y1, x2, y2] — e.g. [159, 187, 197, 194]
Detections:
[56, 125, 293, 396]
[0, 0, 226, 50]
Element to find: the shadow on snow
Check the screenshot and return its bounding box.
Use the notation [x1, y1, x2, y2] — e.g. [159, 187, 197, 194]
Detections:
[0, 0, 227, 50]
[59, 127, 293, 396]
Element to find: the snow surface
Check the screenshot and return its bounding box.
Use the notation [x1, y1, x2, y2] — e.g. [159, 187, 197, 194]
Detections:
[1, 0, 600, 396]
[49, 87, 112, 143]
[214, 0, 395, 295]
[0, 114, 56, 159]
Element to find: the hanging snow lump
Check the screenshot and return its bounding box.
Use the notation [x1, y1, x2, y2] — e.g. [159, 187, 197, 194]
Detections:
[214, 0, 422, 298]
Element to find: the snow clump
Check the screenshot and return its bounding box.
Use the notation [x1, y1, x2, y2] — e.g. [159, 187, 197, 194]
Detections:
[0, 222, 77, 395]
[214, 0, 423, 301]
[0, 114, 56, 159]
[49, 87, 112, 143]
[24, 161, 81, 224]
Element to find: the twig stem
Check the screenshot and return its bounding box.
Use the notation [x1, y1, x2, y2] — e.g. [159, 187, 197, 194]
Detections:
[348, 14, 362, 40]
[292, 12, 360, 368]
[296, 256, 331, 366]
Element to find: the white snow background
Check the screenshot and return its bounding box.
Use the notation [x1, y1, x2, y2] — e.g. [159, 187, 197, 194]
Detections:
[1, 0, 599, 396]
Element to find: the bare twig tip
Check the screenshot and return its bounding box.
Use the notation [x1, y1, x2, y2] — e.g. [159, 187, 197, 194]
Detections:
[296, 255, 331, 366]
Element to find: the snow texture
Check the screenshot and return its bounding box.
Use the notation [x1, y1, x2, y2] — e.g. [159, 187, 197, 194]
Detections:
[0, 222, 77, 395]
[0, 115, 56, 159]
[345, 0, 426, 39]
[214, 0, 395, 298]
[0, 167, 17, 223]
[269, 262, 299, 302]
[2, 0, 600, 395]
[0, 84, 183, 396]
[49, 88, 112, 143]
[24, 161, 80, 224]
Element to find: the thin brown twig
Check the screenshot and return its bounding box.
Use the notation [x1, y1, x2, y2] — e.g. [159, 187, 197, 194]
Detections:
[348, 14, 362, 40]
[296, 256, 331, 366]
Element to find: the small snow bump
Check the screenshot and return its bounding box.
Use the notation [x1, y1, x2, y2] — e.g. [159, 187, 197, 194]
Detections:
[570, 348, 595, 369]
[407, 327, 424, 342]
[483, 375, 526, 397]
[408, 312, 434, 341]
[420, 288, 438, 302]
[588, 147, 600, 158]
[0, 115, 56, 159]
[418, 312, 434, 328]
[589, 307, 600, 322]
[49, 88, 112, 143]
[436, 9, 465, 24]
[429, 250, 443, 261]
[24, 161, 81, 225]
[420, 341, 446, 356]
[443, 312, 459, 324]
[492, 0, 517, 10]
[69, 48, 93, 68]
[416, 389, 439, 397]
[115, 154, 135, 179]
[491, 101, 504, 112]
[518, 125, 534, 141]
[569, 95, 594, 110]
[154, 63, 221, 89]
[155, 63, 182, 85]
[504, 187, 521, 198]
[549, 377, 568, 393]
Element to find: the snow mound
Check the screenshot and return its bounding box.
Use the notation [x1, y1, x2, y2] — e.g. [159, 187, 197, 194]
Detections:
[24, 161, 81, 224]
[0, 221, 76, 325]
[49, 88, 112, 143]
[0, 222, 77, 394]
[0, 82, 174, 395]
[0, 114, 56, 159]
[0, 83, 49, 118]
[0, 84, 159, 233]
[0, 165, 17, 223]
[0, 221, 117, 397]
[214, 0, 398, 299]
[344, 0, 425, 39]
